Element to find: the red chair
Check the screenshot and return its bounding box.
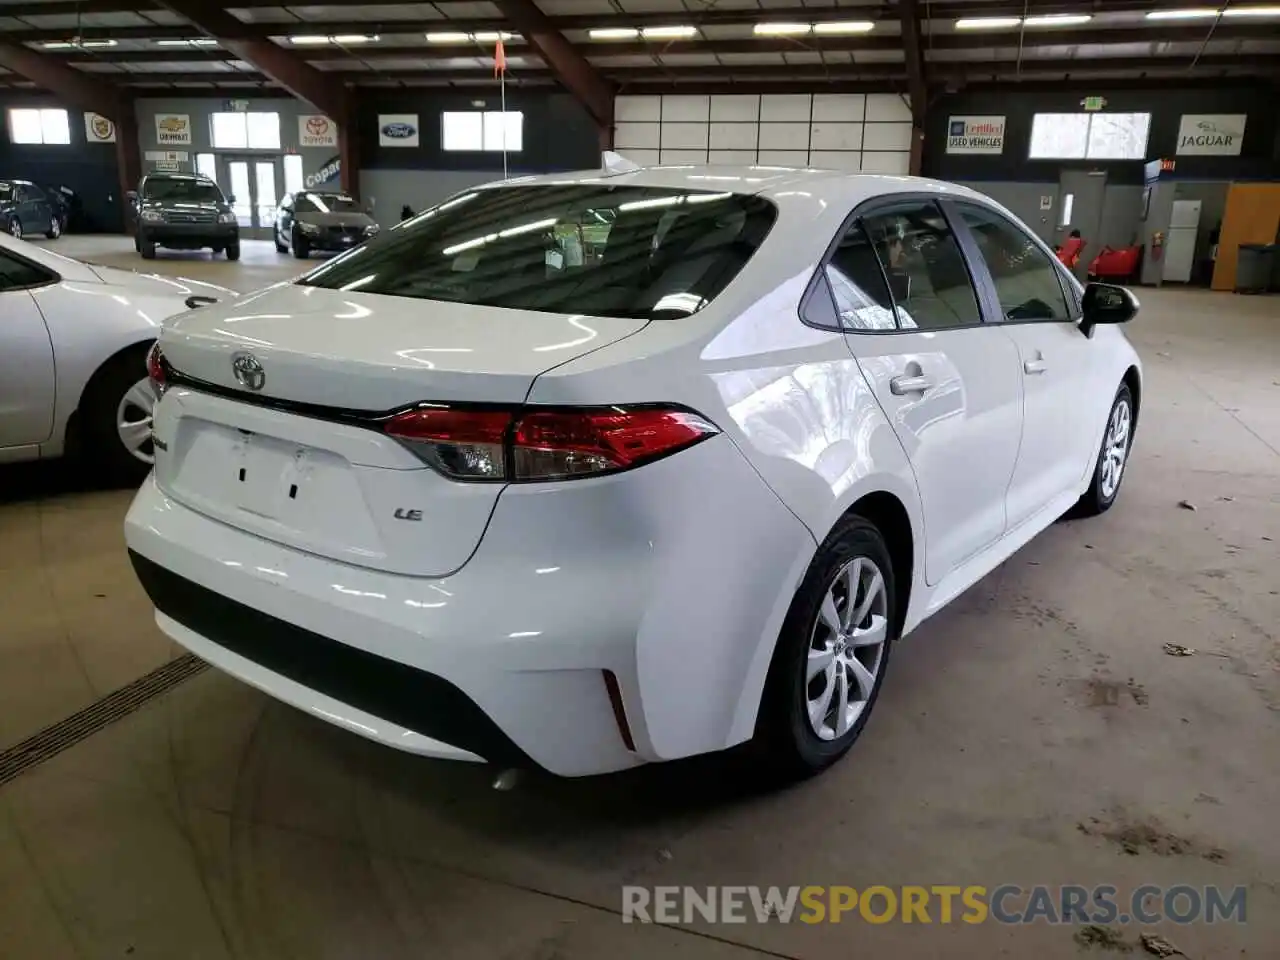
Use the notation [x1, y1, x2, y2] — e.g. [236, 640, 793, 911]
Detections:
[1057, 236, 1086, 269]
[1088, 245, 1142, 283]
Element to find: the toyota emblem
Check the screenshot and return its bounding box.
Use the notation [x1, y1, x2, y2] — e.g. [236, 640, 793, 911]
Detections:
[231, 352, 266, 392]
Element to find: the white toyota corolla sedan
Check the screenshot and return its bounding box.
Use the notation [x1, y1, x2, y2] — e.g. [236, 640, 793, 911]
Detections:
[125, 166, 1141, 778]
[0, 232, 234, 484]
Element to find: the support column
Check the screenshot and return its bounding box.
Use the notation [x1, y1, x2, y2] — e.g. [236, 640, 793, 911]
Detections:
[114, 104, 142, 235]
[338, 98, 360, 199]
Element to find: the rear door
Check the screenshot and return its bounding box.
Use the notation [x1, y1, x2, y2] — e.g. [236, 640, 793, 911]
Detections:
[829, 197, 1024, 585]
[0, 249, 56, 448]
[950, 200, 1100, 528]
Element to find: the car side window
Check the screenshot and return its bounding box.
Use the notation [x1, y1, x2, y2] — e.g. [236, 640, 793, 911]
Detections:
[824, 219, 898, 331]
[0, 250, 56, 291]
[955, 203, 1073, 323]
[861, 202, 982, 330]
[13, 185, 27, 202]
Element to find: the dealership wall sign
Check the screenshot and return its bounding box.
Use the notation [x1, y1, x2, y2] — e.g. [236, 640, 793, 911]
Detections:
[84, 112, 116, 143]
[1176, 115, 1246, 156]
[299, 115, 338, 149]
[379, 114, 420, 147]
[946, 116, 1006, 155]
[154, 113, 192, 146]
[305, 155, 341, 189]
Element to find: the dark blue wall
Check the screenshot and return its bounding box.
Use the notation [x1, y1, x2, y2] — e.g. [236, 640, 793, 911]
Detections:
[355, 89, 600, 174]
[0, 92, 123, 232]
[925, 84, 1280, 185]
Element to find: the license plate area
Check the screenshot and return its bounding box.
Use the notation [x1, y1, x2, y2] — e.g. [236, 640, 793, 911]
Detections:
[231, 430, 313, 521]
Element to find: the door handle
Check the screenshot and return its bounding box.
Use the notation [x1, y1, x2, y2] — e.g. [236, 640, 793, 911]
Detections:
[1024, 359, 1048, 375]
[890, 374, 934, 396]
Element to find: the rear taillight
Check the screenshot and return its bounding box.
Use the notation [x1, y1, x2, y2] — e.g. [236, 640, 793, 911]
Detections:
[383, 405, 718, 482]
[147, 342, 167, 395]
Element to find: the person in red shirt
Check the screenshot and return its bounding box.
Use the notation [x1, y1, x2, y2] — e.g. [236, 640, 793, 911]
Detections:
[1058, 229, 1086, 269]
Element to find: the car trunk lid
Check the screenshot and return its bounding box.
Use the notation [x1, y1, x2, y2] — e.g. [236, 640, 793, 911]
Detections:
[153, 283, 648, 576]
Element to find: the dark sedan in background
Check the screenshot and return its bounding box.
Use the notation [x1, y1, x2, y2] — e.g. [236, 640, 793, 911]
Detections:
[0, 179, 61, 240]
[275, 190, 380, 259]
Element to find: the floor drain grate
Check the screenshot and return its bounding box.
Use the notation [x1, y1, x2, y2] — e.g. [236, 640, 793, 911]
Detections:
[0, 653, 209, 789]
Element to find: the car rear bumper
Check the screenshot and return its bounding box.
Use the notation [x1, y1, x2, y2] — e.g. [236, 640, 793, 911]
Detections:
[124, 434, 813, 776]
[141, 223, 238, 248]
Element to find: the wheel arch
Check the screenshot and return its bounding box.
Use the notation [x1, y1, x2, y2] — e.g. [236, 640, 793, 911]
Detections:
[842, 489, 915, 640]
[1122, 364, 1141, 425]
[64, 338, 154, 452]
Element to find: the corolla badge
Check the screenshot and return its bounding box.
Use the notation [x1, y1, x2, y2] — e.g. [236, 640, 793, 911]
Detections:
[231, 352, 266, 392]
[381, 122, 416, 139]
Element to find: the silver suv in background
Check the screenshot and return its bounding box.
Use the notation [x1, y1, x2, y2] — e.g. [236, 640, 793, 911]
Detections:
[275, 191, 380, 259]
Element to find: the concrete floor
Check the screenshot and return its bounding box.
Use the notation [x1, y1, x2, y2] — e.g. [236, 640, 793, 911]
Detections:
[1, 235, 1277, 959]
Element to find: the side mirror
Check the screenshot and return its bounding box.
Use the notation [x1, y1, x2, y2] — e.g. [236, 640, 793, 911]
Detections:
[1080, 282, 1139, 338]
[226, 194, 236, 204]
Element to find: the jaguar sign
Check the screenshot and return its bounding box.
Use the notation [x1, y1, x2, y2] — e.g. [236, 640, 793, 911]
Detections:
[1176, 115, 1246, 156]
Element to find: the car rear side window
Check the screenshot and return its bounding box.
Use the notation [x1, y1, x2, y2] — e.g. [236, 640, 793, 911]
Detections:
[0, 250, 55, 291]
[824, 219, 898, 331]
[861, 201, 982, 331]
[297, 184, 777, 320]
[954, 203, 1073, 323]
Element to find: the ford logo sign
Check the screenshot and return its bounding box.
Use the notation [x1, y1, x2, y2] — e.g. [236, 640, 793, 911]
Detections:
[381, 123, 416, 139]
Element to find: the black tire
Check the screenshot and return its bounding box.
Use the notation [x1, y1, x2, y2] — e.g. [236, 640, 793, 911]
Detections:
[226, 242, 240, 261]
[274, 227, 288, 253]
[46, 216, 61, 239]
[139, 236, 157, 259]
[1074, 383, 1135, 518]
[293, 229, 310, 259]
[755, 515, 897, 781]
[7, 217, 22, 240]
[79, 345, 155, 488]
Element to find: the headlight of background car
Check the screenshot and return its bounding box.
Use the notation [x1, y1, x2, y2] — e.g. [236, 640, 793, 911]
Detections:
[364, 224, 380, 236]
[217, 211, 237, 224]
[140, 209, 164, 223]
[299, 221, 320, 235]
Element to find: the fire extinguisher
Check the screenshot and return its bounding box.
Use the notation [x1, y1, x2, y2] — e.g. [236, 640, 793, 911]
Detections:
[1151, 230, 1165, 261]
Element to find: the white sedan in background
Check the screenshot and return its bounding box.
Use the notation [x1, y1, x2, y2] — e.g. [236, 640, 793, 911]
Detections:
[0, 233, 234, 485]
[126, 167, 1141, 779]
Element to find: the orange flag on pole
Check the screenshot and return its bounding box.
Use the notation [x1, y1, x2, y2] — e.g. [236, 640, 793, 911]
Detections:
[494, 39, 507, 76]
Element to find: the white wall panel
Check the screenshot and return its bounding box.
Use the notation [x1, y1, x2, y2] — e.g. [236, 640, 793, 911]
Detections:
[615, 121, 660, 149]
[709, 149, 758, 165]
[812, 94, 865, 122]
[661, 95, 710, 122]
[616, 96, 660, 122]
[710, 95, 760, 121]
[757, 150, 810, 166]
[619, 148, 660, 166]
[861, 151, 911, 174]
[863, 122, 912, 151]
[659, 149, 709, 165]
[810, 122, 863, 151]
[759, 94, 811, 122]
[759, 122, 810, 150]
[810, 151, 863, 172]
[865, 93, 911, 123]
[661, 122, 709, 149]
[709, 122, 758, 150]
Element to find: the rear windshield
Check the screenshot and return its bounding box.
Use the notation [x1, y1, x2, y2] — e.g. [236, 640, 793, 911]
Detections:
[297, 184, 776, 319]
[296, 193, 361, 214]
[143, 179, 223, 203]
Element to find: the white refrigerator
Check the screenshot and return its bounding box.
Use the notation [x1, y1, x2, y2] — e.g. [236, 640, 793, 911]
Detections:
[1162, 199, 1202, 284]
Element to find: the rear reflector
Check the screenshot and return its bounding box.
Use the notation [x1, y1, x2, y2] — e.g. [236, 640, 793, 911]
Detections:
[383, 404, 718, 482]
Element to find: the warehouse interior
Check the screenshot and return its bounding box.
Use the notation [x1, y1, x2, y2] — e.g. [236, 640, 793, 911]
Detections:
[1, 0, 1279, 956]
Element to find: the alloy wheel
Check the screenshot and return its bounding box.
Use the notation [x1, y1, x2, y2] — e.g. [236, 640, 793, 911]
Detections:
[116, 376, 156, 465]
[49, 217, 61, 238]
[8, 218, 20, 238]
[805, 556, 890, 741]
[1099, 397, 1131, 501]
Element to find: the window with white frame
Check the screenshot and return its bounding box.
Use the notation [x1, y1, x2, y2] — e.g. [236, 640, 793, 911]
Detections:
[195, 153, 218, 183]
[7, 108, 71, 145]
[1029, 112, 1150, 161]
[210, 111, 281, 149]
[442, 111, 523, 152]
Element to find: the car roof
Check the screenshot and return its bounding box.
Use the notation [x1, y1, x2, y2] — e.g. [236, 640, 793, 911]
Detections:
[0, 178, 33, 185]
[485, 164, 991, 210]
[143, 173, 214, 182]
